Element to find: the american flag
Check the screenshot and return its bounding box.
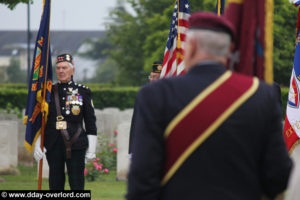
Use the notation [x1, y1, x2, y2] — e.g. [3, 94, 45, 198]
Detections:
[160, 0, 190, 78]
[284, 0, 300, 153]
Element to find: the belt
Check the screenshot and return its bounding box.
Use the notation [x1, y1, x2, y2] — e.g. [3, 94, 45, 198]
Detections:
[53, 84, 82, 159]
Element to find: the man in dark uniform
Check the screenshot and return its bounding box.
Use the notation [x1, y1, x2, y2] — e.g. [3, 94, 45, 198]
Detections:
[148, 61, 163, 83]
[128, 61, 162, 157]
[126, 12, 292, 200]
[33, 53, 97, 190]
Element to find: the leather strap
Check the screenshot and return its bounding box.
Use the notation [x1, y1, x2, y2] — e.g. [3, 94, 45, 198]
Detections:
[53, 84, 82, 159]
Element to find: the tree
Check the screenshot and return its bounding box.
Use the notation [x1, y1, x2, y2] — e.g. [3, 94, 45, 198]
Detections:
[6, 58, 27, 83]
[273, 0, 298, 86]
[92, 0, 216, 86]
[86, 0, 298, 86]
[0, 0, 31, 9]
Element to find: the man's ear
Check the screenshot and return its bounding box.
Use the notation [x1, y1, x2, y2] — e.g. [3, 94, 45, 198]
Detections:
[72, 66, 75, 75]
[189, 36, 197, 58]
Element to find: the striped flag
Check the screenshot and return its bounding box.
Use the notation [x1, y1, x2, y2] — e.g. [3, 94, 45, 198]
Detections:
[24, 0, 53, 152]
[160, 0, 190, 78]
[225, 0, 274, 84]
[284, 0, 300, 153]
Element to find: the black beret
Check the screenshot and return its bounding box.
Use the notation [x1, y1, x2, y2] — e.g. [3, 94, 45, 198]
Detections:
[56, 53, 73, 64]
[152, 61, 162, 73]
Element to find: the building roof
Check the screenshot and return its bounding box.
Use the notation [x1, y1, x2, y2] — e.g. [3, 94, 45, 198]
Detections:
[0, 30, 105, 56]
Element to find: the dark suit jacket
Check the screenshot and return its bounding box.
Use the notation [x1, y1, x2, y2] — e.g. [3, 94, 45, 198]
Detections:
[126, 62, 292, 200]
[44, 80, 97, 151]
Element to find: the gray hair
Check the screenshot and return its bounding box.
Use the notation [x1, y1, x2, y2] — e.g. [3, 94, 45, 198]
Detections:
[68, 62, 74, 69]
[186, 29, 231, 58]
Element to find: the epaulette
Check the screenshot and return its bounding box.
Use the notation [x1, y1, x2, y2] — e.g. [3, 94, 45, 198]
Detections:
[74, 82, 89, 90]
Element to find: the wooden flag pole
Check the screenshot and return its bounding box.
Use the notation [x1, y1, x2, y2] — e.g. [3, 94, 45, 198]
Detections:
[38, 0, 51, 189]
[38, 112, 46, 190]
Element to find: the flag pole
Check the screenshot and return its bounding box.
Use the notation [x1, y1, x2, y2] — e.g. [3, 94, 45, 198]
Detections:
[38, 0, 51, 190]
[38, 111, 45, 190]
[218, 0, 221, 16]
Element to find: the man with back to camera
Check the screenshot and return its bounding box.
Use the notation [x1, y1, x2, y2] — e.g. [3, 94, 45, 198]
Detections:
[33, 53, 97, 190]
[126, 12, 292, 200]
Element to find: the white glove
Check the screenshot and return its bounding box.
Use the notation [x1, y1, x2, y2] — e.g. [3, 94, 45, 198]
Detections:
[85, 135, 97, 162]
[33, 135, 47, 162]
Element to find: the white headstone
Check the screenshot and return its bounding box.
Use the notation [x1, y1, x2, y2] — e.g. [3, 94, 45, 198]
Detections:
[18, 120, 34, 166]
[0, 120, 18, 174]
[0, 113, 18, 120]
[119, 109, 133, 124]
[96, 108, 120, 143]
[116, 122, 131, 181]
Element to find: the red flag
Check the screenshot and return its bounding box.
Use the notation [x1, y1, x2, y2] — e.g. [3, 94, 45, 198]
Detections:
[225, 0, 273, 84]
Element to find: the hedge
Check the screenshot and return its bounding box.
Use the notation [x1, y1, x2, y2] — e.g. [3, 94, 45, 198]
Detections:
[0, 87, 140, 111]
[0, 86, 291, 118]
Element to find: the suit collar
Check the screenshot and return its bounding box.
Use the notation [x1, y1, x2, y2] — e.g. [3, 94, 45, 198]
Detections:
[187, 61, 226, 75]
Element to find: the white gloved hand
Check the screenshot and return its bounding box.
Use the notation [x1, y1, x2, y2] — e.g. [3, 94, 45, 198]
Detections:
[85, 135, 97, 163]
[33, 135, 47, 162]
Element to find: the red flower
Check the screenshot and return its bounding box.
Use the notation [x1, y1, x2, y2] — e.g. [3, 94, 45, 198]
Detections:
[114, 130, 118, 135]
[104, 168, 109, 173]
[96, 165, 102, 171]
[113, 148, 118, 152]
[84, 168, 88, 176]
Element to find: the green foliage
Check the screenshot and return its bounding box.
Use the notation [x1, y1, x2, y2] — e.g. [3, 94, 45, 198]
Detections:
[87, 59, 119, 84]
[0, 86, 139, 110]
[281, 87, 289, 118]
[0, 88, 27, 110]
[96, 134, 117, 170]
[0, 68, 6, 83]
[273, 0, 298, 86]
[92, 87, 139, 110]
[85, 133, 117, 182]
[0, 102, 23, 119]
[84, 0, 299, 86]
[0, 164, 127, 200]
[6, 58, 27, 84]
[0, 83, 28, 89]
[0, 0, 31, 9]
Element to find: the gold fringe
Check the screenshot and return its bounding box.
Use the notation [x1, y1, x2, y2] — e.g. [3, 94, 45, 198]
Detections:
[289, 139, 300, 155]
[24, 128, 41, 153]
[227, 0, 243, 4]
[23, 115, 28, 125]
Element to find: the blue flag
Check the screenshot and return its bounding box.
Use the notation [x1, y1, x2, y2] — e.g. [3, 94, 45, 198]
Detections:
[24, 0, 52, 152]
[215, 0, 225, 15]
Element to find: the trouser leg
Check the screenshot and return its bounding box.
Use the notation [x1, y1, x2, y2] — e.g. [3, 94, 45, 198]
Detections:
[66, 149, 86, 190]
[46, 140, 66, 190]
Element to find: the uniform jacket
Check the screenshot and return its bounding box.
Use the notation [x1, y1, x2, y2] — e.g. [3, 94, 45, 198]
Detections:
[44, 80, 97, 151]
[127, 62, 292, 200]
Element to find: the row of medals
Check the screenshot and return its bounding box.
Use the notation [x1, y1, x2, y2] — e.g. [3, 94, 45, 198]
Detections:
[65, 88, 83, 115]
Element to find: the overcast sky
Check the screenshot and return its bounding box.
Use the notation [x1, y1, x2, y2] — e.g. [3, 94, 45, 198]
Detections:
[0, 0, 122, 30]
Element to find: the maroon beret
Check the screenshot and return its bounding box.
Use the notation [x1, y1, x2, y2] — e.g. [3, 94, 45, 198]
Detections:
[188, 12, 236, 40]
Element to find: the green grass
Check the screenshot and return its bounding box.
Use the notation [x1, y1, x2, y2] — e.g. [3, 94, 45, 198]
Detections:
[0, 164, 127, 200]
